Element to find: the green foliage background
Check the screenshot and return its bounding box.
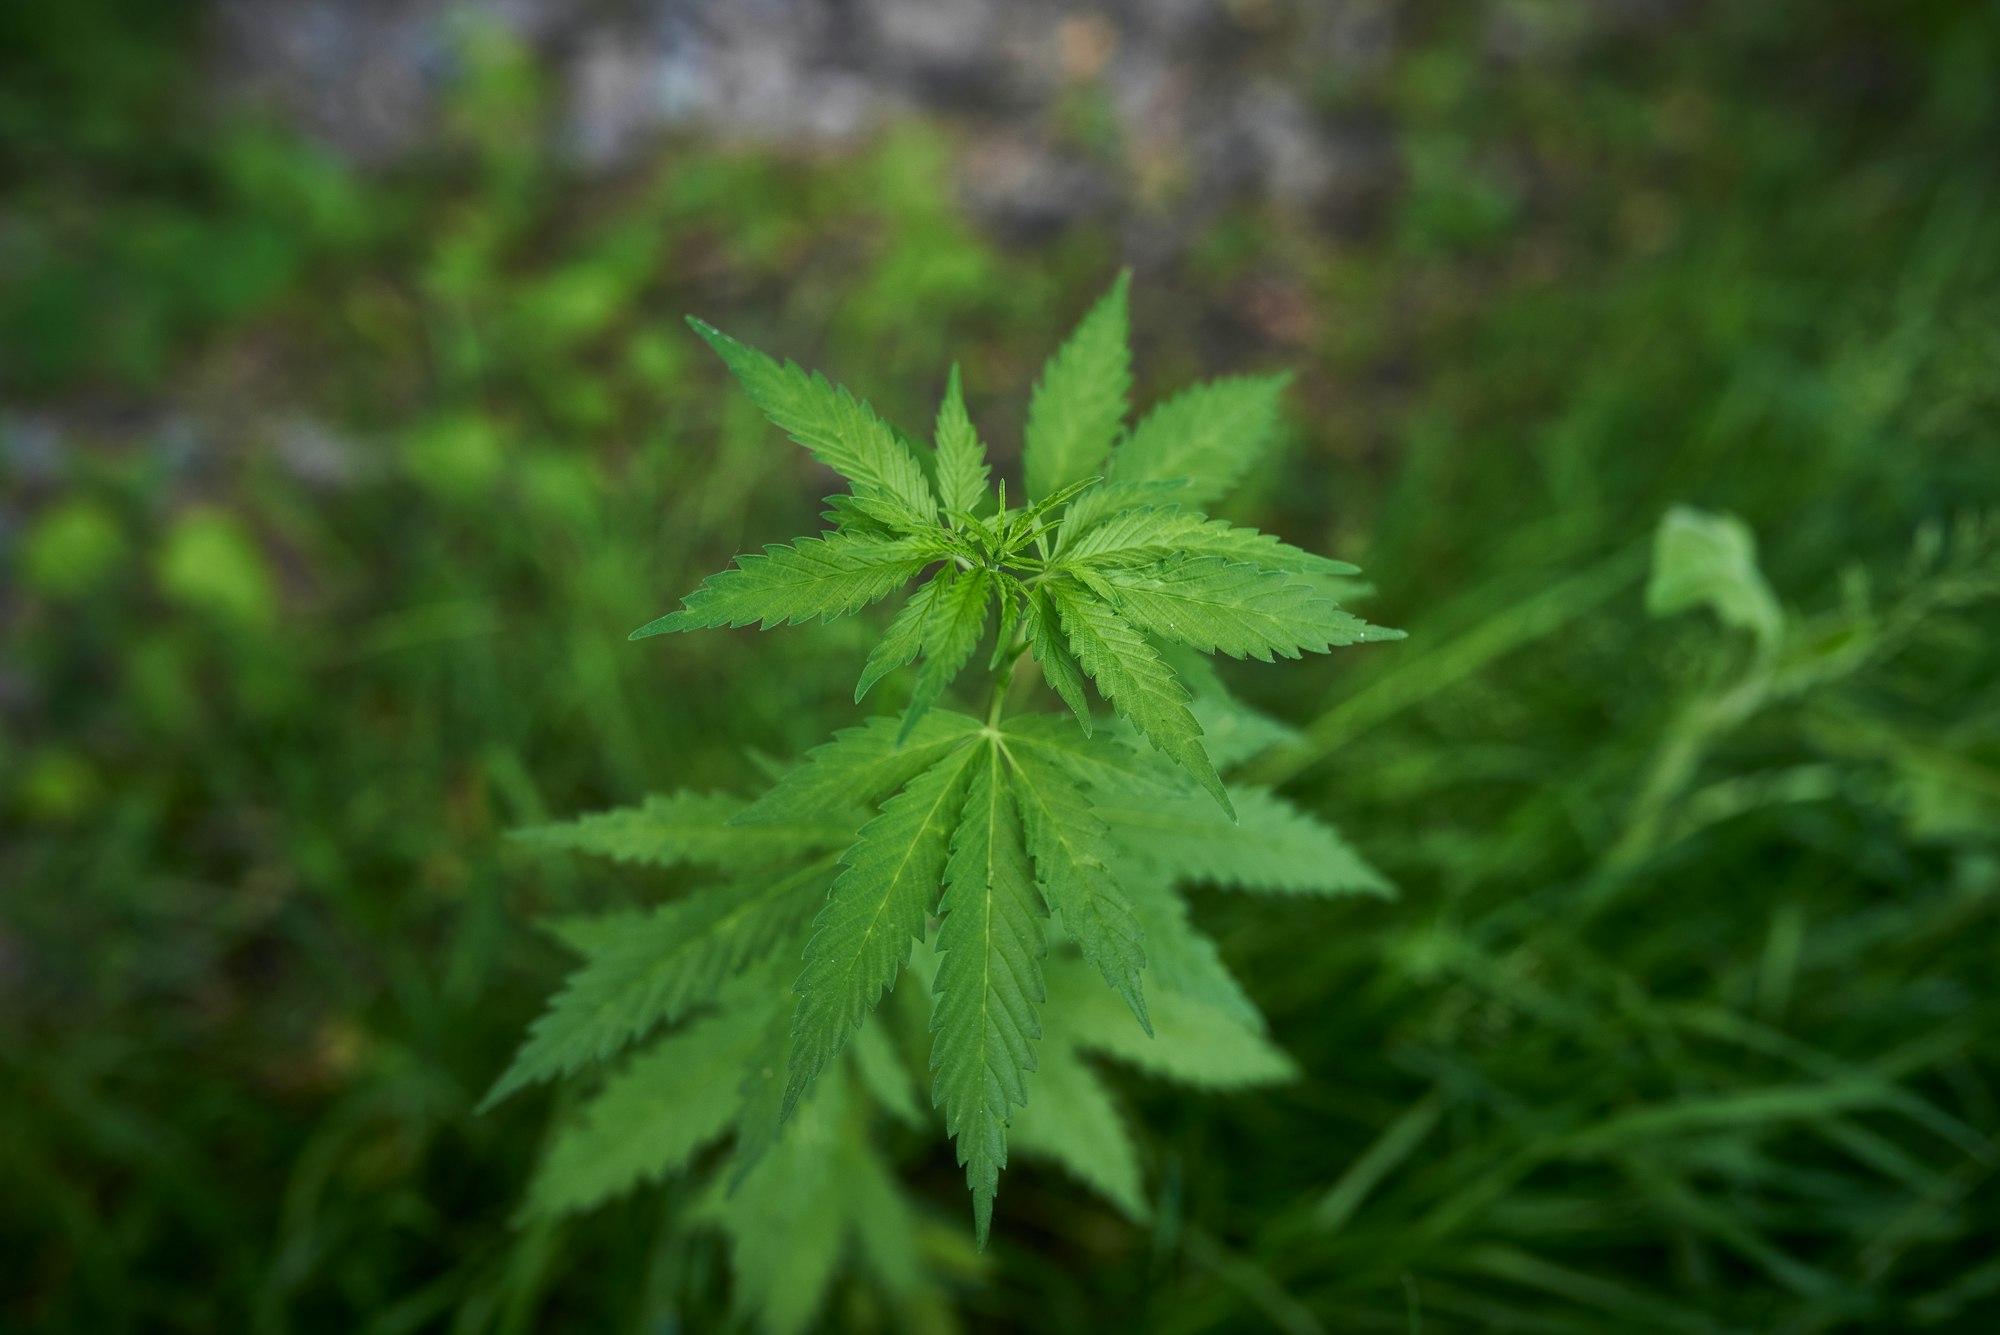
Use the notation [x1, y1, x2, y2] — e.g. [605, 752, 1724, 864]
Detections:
[3, 1, 1998, 1331]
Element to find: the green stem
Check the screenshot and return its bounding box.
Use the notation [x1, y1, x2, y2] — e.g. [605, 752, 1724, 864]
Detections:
[986, 634, 1030, 728]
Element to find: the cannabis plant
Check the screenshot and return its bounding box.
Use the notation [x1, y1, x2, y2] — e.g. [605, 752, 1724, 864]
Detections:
[489, 275, 1401, 1321]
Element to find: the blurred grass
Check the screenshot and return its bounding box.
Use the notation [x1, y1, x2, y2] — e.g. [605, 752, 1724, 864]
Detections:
[3, 2, 1998, 1332]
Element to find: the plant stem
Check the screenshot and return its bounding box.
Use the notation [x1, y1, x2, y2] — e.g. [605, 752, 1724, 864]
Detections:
[986, 635, 1030, 728]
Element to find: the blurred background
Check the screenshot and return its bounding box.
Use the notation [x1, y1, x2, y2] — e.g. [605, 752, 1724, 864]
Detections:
[3, 1, 1998, 1330]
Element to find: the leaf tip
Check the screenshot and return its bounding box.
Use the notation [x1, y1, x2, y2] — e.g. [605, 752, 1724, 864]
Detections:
[973, 1194, 994, 1251]
[1205, 778, 1237, 822]
[777, 1079, 806, 1127]
[1129, 993, 1154, 1038]
[628, 613, 680, 640]
[475, 1072, 519, 1116]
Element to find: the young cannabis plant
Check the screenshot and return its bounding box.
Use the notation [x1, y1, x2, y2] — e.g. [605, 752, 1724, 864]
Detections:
[489, 275, 1403, 1267]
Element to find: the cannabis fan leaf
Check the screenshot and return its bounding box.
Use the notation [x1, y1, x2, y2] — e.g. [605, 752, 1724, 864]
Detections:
[492, 276, 1403, 1291]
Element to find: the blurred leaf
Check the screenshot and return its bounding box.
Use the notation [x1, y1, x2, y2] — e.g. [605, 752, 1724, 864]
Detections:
[155, 507, 275, 626]
[22, 498, 126, 596]
[1645, 505, 1783, 653]
[403, 415, 503, 498]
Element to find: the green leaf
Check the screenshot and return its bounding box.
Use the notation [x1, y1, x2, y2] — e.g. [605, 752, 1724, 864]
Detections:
[823, 490, 921, 537]
[998, 713, 1182, 798]
[1101, 787, 1393, 897]
[734, 711, 983, 826]
[786, 740, 984, 1117]
[481, 860, 833, 1109]
[856, 576, 941, 702]
[1646, 505, 1783, 653]
[1153, 643, 1302, 770]
[1024, 273, 1131, 502]
[726, 990, 797, 1185]
[1107, 372, 1291, 506]
[1058, 479, 1191, 546]
[1186, 692, 1299, 772]
[901, 566, 992, 742]
[541, 911, 641, 959]
[688, 318, 936, 523]
[1013, 474, 1106, 546]
[1045, 580, 1229, 814]
[525, 990, 772, 1217]
[157, 507, 276, 626]
[1010, 1043, 1150, 1223]
[511, 791, 844, 868]
[1064, 504, 1359, 577]
[989, 577, 1022, 670]
[706, 1064, 936, 1329]
[851, 1020, 925, 1130]
[1003, 742, 1151, 1032]
[929, 743, 1046, 1247]
[698, 1065, 852, 1335]
[1118, 871, 1264, 1032]
[932, 363, 990, 516]
[821, 493, 889, 536]
[1092, 556, 1395, 661]
[838, 1126, 929, 1301]
[1025, 588, 1093, 733]
[632, 532, 936, 638]
[1050, 960, 1297, 1088]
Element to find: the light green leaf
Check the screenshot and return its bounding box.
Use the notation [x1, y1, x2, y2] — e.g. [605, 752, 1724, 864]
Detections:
[989, 577, 1022, 670]
[902, 566, 992, 741]
[998, 713, 1182, 798]
[1058, 479, 1191, 547]
[1064, 505, 1358, 577]
[929, 744, 1047, 1247]
[1050, 959, 1297, 1088]
[1015, 474, 1107, 541]
[1025, 588, 1093, 733]
[511, 791, 844, 868]
[1003, 742, 1151, 1032]
[688, 317, 936, 523]
[726, 990, 797, 1185]
[632, 532, 936, 638]
[1024, 273, 1131, 502]
[839, 1129, 929, 1301]
[22, 497, 126, 597]
[1155, 644, 1300, 769]
[733, 711, 983, 826]
[481, 860, 833, 1108]
[157, 507, 276, 626]
[699, 1065, 851, 1335]
[1107, 372, 1291, 506]
[856, 576, 941, 702]
[1646, 505, 1784, 653]
[932, 363, 990, 516]
[822, 489, 931, 538]
[541, 911, 642, 959]
[525, 991, 772, 1217]
[1046, 580, 1229, 814]
[1187, 704, 1297, 779]
[1102, 787, 1393, 897]
[786, 740, 984, 1116]
[1118, 870, 1264, 1031]
[1010, 1043, 1150, 1223]
[1093, 555, 1398, 661]
[852, 1020, 925, 1130]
